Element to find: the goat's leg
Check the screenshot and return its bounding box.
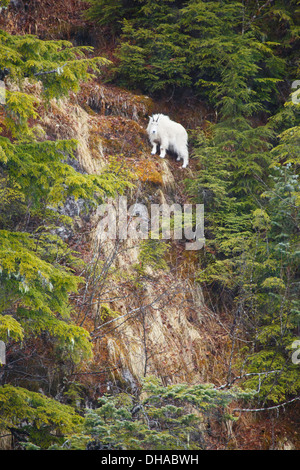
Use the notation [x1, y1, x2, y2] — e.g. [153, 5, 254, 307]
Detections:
[159, 139, 168, 159]
[151, 143, 157, 155]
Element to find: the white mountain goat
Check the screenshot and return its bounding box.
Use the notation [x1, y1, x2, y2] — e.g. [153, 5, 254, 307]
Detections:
[147, 114, 189, 168]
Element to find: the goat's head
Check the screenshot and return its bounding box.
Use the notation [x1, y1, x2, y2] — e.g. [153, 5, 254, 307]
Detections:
[148, 114, 160, 135]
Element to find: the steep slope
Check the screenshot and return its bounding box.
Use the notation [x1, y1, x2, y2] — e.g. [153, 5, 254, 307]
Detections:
[19, 63, 232, 391]
[41, 79, 223, 391]
[1, 0, 299, 451]
[38, 75, 298, 452]
[37, 79, 239, 451]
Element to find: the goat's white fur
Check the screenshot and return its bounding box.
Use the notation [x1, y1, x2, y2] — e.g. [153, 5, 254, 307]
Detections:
[147, 114, 189, 168]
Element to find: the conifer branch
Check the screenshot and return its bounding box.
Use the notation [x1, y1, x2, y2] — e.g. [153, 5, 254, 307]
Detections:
[33, 62, 67, 76]
[233, 396, 300, 413]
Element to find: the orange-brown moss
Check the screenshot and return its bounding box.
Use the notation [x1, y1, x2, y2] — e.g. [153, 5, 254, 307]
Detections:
[133, 158, 163, 185]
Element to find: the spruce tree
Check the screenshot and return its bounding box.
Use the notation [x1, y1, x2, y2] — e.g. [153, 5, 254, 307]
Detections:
[53, 377, 251, 450]
[237, 96, 300, 403]
[0, 29, 130, 447]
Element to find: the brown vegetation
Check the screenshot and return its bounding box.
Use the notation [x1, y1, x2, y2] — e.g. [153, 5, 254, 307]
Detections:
[1, 0, 298, 450]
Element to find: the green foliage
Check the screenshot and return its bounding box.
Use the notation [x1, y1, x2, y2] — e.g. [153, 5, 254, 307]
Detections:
[188, 78, 300, 403]
[0, 384, 83, 449]
[189, 151, 300, 404]
[180, 2, 300, 404]
[0, 136, 126, 215]
[83, 0, 137, 33]
[60, 377, 250, 450]
[187, 42, 275, 286]
[240, 163, 300, 403]
[0, 135, 128, 362]
[0, 228, 92, 362]
[0, 27, 132, 449]
[0, 314, 24, 342]
[115, 5, 191, 94]
[0, 27, 130, 362]
[0, 0, 299, 447]
[0, 29, 110, 101]
[82, 0, 300, 406]
[3, 90, 40, 138]
[138, 239, 170, 273]
[85, 0, 291, 101]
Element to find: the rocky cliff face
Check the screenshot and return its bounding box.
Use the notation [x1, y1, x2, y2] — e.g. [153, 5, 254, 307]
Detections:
[2, 2, 299, 449]
[8, 73, 214, 398]
[40, 79, 221, 396]
[16, 64, 298, 454]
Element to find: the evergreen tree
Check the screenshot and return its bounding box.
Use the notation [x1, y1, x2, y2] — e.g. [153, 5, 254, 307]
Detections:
[0, 29, 110, 101]
[0, 385, 84, 449]
[241, 165, 300, 403]
[83, 0, 137, 33]
[1, 0, 299, 447]
[0, 29, 130, 447]
[187, 68, 300, 404]
[53, 377, 251, 450]
[0, 29, 126, 360]
[84, 0, 288, 102]
[237, 96, 300, 403]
